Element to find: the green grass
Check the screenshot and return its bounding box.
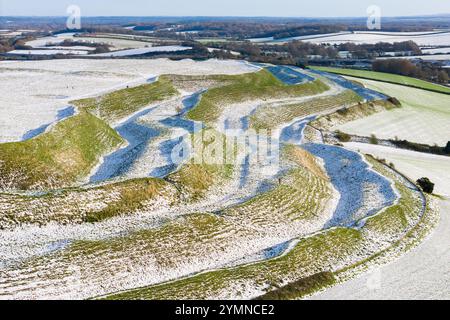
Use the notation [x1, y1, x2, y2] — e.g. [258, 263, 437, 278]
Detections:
[72, 76, 178, 123]
[186, 69, 329, 124]
[0, 110, 123, 190]
[311, 66, 450, 95]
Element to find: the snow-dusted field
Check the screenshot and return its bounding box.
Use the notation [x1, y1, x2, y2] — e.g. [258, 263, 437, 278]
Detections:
[303, 143, 398, 228]
[254, 31, 450, 46]
[343, 143, 450, 197]
[422, 47, 450, 54]
[26, 33, 153, 50]
[335, 78, 450, 146]
[7, 49, 90, 55]
[312, 199, 450, 300]
[0, 58, 257, 142]
[91, 46, 192, 57]
[0, 61, 435, 299]
[312, 143, 450, 300]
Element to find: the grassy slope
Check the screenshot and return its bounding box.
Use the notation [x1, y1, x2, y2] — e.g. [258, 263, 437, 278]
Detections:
[0, 128, 237, 224]
[84, 178, 172, 223]
[17, 146, 332, 299]
[166, 128, 236, 201]
[72, 76, 178, 123]
[0, 177, 174, 226]
[250, 90, 362, 130]
[186, 69, 329, 124]
[103, 158, 424, 300]
[0, 77, 178, 191]
[310, 99, 397, 131]
[311, 66, 450, 95]
[0, 110, 123, 190]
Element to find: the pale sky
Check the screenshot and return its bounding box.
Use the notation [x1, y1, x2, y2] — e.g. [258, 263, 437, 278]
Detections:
[0, 0, 449, 17]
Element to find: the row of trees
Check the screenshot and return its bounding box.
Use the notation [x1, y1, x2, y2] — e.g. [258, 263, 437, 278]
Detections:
[337, 41, 422, 58]
[373, 59, 450, 84]
[209, 40, 340, 66]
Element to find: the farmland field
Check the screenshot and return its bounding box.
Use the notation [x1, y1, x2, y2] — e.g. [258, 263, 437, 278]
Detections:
[334, 78, 450, 145]
[0, 57, 437, 301]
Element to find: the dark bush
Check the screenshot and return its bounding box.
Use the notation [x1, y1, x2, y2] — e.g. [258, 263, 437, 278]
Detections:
[391, 139, 448, 156]
[445, 141, 450, 154]
[387, 97, 402, 107]
[369, 134, 379, 145]
[335, 130, 351, 142]
[417, 177, 435, 194]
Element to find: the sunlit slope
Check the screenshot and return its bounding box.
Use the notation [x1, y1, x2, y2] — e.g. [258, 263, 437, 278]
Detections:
[0, 145, 336, 299]
[0, 110, 123, 190]
[250, 90, 361, 130]
[0, 77, 176, 191]
[72, 77, 178, 123]
[104, 158, 427, 300]
[0, 128, 237, 226]
[186, 69, 329, 124]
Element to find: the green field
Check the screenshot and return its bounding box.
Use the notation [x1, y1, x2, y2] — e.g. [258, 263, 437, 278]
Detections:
[311, 66, 450, 95]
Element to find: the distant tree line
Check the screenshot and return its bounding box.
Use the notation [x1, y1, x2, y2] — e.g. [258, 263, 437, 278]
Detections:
[48, 39, 112, 54]
[208, 40, 340, 66]
[336, 41, 422, 58]
[373, 59, 450, 84]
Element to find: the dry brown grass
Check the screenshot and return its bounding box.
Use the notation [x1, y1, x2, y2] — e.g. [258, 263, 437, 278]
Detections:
[284, 145, 329, 181]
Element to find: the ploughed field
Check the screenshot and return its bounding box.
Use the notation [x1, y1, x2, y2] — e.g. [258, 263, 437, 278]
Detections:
[0, 59, 435, 299]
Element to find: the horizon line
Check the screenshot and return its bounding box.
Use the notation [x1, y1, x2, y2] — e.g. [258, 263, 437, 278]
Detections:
[2, 13, 450, 19]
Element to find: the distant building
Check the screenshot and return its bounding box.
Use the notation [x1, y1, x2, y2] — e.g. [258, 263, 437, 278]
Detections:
[338, 51, 352, 59]
[382, 51, 415, 57]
